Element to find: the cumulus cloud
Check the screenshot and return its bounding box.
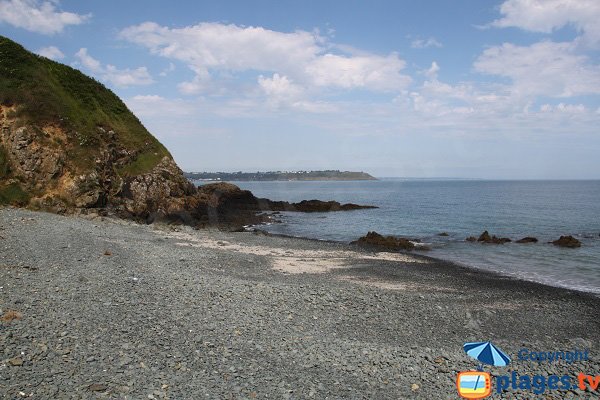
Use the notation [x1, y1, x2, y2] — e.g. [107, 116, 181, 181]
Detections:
[74, 48, 154, 87]
[474, 41, 600, 97]
[0, 0, 89, 34]
[119, 22, 411, 94]
[491, 0, 600, 45]
[411, 37, 442, 49]
[35, 45, 64, 60]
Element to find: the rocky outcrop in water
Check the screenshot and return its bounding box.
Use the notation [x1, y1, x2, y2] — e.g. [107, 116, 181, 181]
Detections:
[477, 231, 511, 244]
[516, 237, 538, 244]
[551, 235, 581, 248]
[351, 231, 415, 251]
[187, 183, 376, 229]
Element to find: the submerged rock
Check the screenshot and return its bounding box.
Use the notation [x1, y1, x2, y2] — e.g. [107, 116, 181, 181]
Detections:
[465, 236, 477, 242]
[438, 232, 449, 236]
[516, 237, 538, 244]
[351, 231, 415, 251]
[551, 235, 581, 248]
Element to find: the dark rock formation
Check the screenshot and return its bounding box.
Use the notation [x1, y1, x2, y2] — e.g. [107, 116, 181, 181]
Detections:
[516, 237, 538, 244]
[268, 199, 377, 212]
[477, 231, 511, 244]
[438, 232, 449, 236]
[187, 183, 376, 229]
[466, 236, 477, 242]
[551, 235, 581, 248]
[351, 231, 415, 251]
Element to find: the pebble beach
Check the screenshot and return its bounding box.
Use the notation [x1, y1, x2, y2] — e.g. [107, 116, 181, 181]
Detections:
[1, 207, 599, 399]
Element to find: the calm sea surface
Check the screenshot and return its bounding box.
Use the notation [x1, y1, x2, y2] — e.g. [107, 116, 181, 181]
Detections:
[197, 179, 600, 294]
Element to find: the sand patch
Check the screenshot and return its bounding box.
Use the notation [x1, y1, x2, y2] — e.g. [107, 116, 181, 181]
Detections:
[166, 230, 425, 275]
[271, 257, 348, 274]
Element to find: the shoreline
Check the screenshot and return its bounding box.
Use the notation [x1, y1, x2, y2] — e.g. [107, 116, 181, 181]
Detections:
[1, 207, 599, 398]
[249, 227, 600, 298]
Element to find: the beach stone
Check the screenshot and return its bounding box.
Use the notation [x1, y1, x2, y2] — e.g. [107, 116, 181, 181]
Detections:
[8, 357, 23, 366]
[88, 383, 107, 392]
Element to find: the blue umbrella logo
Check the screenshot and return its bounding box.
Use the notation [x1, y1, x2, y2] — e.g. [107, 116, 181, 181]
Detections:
[464, 341, 511, 368]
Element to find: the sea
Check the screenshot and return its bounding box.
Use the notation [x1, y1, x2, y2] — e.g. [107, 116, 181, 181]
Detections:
[196, 179, 600, 295]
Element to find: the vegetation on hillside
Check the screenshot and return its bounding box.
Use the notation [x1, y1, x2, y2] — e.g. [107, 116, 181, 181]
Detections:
[0, 35, 169, 175]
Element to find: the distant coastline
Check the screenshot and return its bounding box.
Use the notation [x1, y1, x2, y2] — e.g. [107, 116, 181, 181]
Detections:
[184, 170, 377, 181]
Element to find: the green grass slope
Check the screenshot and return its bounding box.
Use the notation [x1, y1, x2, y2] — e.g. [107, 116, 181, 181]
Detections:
[0, 35, 170, 176]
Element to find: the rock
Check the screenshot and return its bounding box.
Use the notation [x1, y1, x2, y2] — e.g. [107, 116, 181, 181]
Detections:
[516, 237, 538, 243]
[477, 231, 492, 242]
[88, 383, 108, 392]
[465, 236, 477, 242]
[477, 231, 511, 244]
[120, 157, 197, 218]
[437, 232, 449, 236]
[351, 231, 415, 251]
[8, 357, 23, 366]
[552, 235, 581, 248]
[284, 200, 377, 212]
[191, 182, 376, 230]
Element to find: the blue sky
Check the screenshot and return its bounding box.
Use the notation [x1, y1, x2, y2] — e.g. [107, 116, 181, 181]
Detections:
[1, 0, 599, 178]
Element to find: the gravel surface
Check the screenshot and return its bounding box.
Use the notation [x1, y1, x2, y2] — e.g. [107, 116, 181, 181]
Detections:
[1, 208, 599, 399]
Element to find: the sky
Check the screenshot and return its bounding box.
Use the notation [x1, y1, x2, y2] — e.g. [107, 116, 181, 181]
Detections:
[1, 0, 599, 178]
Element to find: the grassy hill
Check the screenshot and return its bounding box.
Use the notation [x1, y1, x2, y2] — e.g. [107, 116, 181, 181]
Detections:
[0, 35, 169, 176]
[0, 35, 176, 207]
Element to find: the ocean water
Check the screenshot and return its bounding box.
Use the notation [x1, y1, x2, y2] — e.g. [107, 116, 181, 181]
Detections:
[198, 179, 600, 294]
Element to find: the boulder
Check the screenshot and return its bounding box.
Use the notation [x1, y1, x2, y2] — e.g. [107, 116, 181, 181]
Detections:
[465, 236, 477, 242]
[437, 232, 449, 236]
[551, 235, 581, 248]
[516, 237, 538, 244]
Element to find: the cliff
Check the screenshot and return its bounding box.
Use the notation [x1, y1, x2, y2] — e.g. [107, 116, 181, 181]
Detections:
[0, 35, 195, 217]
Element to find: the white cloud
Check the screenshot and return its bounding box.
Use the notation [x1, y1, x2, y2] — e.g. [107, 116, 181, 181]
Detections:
[424, 61, 440, 79]
[75, 48, 154, 87]
[540, 103, 586, 113]
[258, 73, 303, 101]
[35, 45, 64, 60]
[126, 95, 196, 117]
[0, 0, 89, 35]
[411, 37, 442, 49]
[119, 22, 411, 94]
[474, 41, 600, 97]
[305, 53, 409, 91]
[256, 73, 335, 113]
[159, 62, 175, 77]
[491, 0, 600, 45]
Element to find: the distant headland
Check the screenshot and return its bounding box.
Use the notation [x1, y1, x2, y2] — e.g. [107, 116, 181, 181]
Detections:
[184, 170, 377, 182]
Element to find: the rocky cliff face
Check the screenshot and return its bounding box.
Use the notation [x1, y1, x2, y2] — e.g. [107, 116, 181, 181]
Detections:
[0, 104, 195, 217]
